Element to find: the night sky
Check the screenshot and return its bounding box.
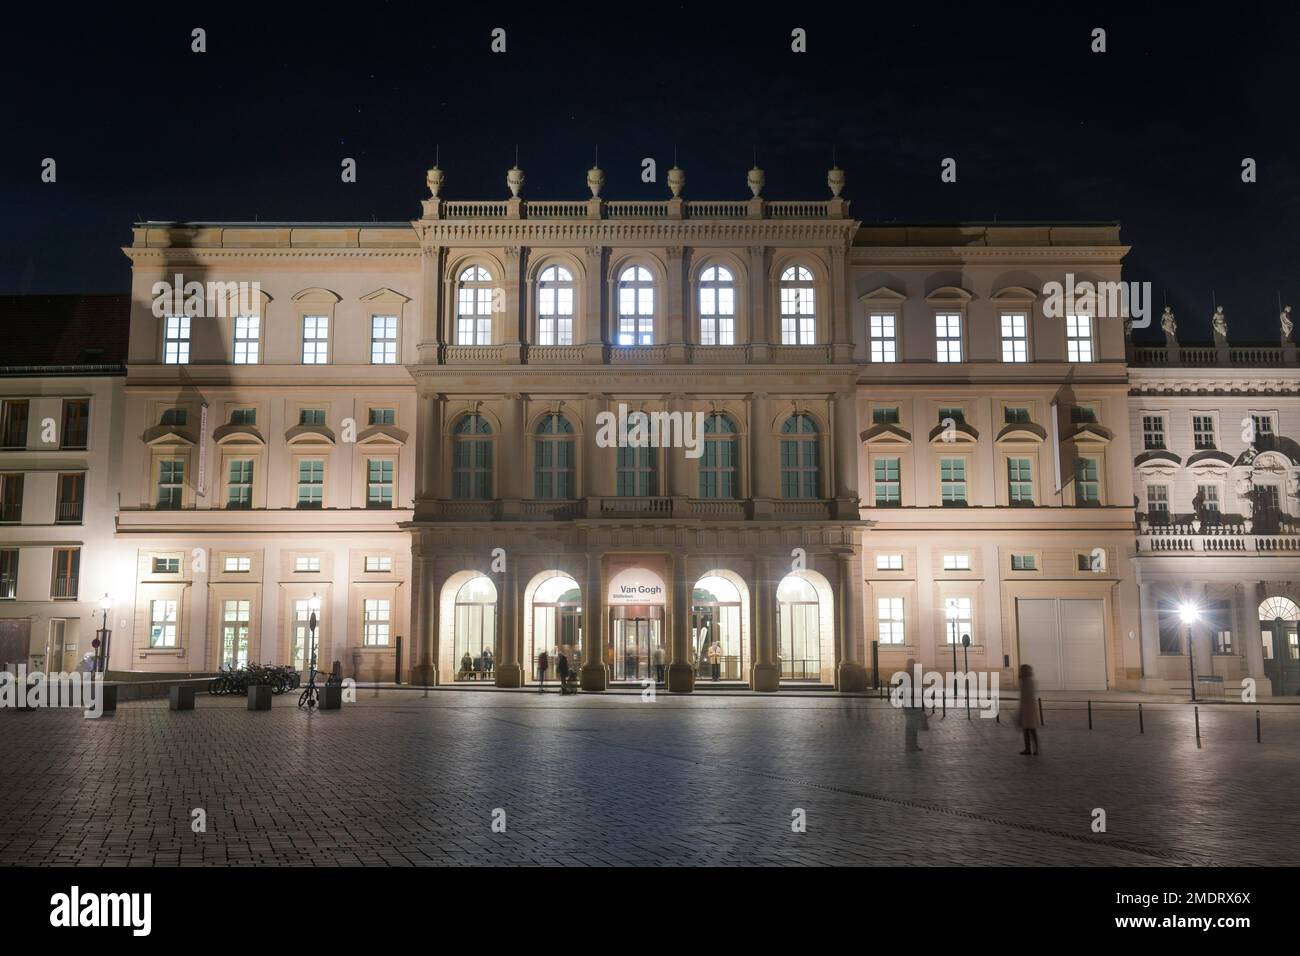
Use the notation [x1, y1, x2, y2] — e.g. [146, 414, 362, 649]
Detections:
[3, 2, 1298, 344]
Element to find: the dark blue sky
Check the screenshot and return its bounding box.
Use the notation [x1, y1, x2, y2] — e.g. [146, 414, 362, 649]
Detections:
[3, 1, 1297, 343]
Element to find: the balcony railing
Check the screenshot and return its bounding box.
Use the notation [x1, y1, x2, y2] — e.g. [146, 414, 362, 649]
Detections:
[425, 199, 839, 221]
[56, 501, 83, 523]
[1130, 344, 1295, 368]
[51, 576, 78, 599]
[0, 576, 15, 600]
[1136, 511, 1300, 553]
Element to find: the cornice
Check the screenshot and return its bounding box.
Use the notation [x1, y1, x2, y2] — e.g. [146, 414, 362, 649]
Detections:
[850, 246, 1127, 263]
[123, 248, 421, 262]
[411, 221, 858, 245]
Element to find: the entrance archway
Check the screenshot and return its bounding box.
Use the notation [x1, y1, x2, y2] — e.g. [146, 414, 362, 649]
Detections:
[1260, 596, 1300, 695]
[524, 571, 582, 682]
[776, 570, 835, 683]
[438, 572, 498, 682]
[693, 571, 750, 682]
[606, 565, 667, 682]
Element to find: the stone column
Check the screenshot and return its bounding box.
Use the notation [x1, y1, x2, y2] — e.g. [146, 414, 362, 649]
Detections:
[748, 245, 770, 363]
[502, 246, 524, 363]
[586, 393, 612, 499]
[828, 244, 854, 363]
[500, 394, 524, 518]
[667, 393, 693, 504]
[1240, 580, 1271, 695]
[1137, 578, 1161, 681]
[836, 549, 869, 691]
[751, 391, 776, 516]
[752, 557, 779, 691]
[581, 551, 607, 690]
[832, 390, 861, 519]
[665, 246, 687, 362]
[495, 557, 522, 687]
[414, 389, 439, 508]
[668, 549, 695, 692]
[582, 246, 605, 363]
[418, 244, 442, 364]
[409, 545, 437, 685]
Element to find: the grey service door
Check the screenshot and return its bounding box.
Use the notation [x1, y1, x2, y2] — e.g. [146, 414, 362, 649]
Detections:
[1016, 598, 1107, 691]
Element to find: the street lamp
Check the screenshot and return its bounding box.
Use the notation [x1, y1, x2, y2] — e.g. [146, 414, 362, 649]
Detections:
[1180, 602, 1200, 702]
[961, 633, 972, 720]
[298, 593, 322, 709]
[93, 593, 112, 673]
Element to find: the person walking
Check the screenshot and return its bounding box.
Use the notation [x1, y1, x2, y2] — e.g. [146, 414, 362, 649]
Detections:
[652, 645, 665, 685]
[708, 641, 722, 681]
[1018, 663, 1040, 755]
[557, 652, 570, 695]
[900, 657, 927, 752]
[538, 650, 549, 692]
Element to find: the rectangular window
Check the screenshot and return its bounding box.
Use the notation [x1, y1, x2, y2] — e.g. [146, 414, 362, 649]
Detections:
[877, 597, 905, 645]
[938, 407, 965, 425]
[1011, 553, 1036, 571]
[60, 399, 90, 449]
[0, 549, 18, 599]
[51, 547, 79, 599]
[1206, 601, 1232, 654]
[1142, 415, 1166, 451]
[233, 315, 260, 364]
[363, 598, 391, 646]
[1066, 314, 1094, 362]
[944, 596, 973, 645]
[1157, 607, 1183, 654]
[935, 313, 963, 362]
[873, 457, 901, 506]
[365, 555, 393, 572]
[1000, 313, 1028, 363]
[1146, 484, 1169, 514]
[152, 556, 180, 574]
[943, 553, 971, 571]
[368, 408, 396, 426]
[1007, 457, 1034, 506]
[294, 555, 321, 573]
[0, 474, 23, 523]
[1192, 415, 1216, 450]
[875, 553, 903, 571]
[872, 406, 900, 425]
[371, 315, 398, 364]
[1076, 553, 1096, 572]
[230, 408, 256, 426]
[869, 313, 897, 363]
[149, 599, 178, 648]
[940, 458, 967, 506]
[367, 459, 394, 508]
[297, 459, 324, 509]
[227, 460, 253, 509]
[1070, 405, 1097, 424]
[164, 316, 190, 364]
[1074, 457, 1101, 505]
[1004, 407, 1031, 424]
[157, 459, 184, 509]
[1195, 483, 1220, 513]
[0, 400, 29, 449]
[302, 315, 329, 364]
[1251, 414, 1275, 446]
[617, 446, 657, 497]
[223, 556, 251, 573]
[299, 408, 326, 426]
[56, 473, 85, 523]
[160, 407, 187, 427]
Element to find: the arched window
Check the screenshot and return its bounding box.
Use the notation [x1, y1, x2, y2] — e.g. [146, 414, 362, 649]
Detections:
[699, 266, 735, 345]
[452, 414, 493, 499]
[1259, 597, 1300, 622]
[779, 414, 820, 499]
[776, 574, 821, 680]
[617, 266, 655, 345]
[616, 412, 657, 496]
[699, 413, 738, 499]
[537, 266, 574, 346]
[454, 575, 498, 681]
[779, 265, 816, 345]
[456, 266, 494, 346]
[534, 414, 576, 499]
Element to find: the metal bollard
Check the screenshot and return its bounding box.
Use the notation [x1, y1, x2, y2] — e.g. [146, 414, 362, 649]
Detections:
[1038, 697, 1044, 726]
[1194, 705, 1201, 749]
[1256, 709, 1261, 744]
[1138, 702, 1144, 734]
[1088, 700, 1093, 730]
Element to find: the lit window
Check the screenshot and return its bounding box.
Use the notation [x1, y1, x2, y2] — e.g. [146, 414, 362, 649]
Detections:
[297, 460, 324, 509]
[294, 556, 321, 572]
[1000, 313, 1028, 362]
[699, 414, 739, 499]
[877, 597, 905, 645]
[1066, 314, 1094, 363]
[876, 553, 903, 570]
[452, 414, 492, 500]
[944, 597, 973, 644]
[367, 458, 395, 508]
[223, 555, 251, 573]
[537, 266, 574, 346]
[157, 459, 184, 509]
[940, 458, 967, 506]
[457, 266, 495, 346]
[227, 460, 253, 509]
[363, 598, 391, 646]
[779, 266, 816, 345]
[617, 266, 655, 345]
[164, 316, 190, 364]
[874, 457, 901, 506]
[302, 315, 330, 364]
[870, 313, 896, 362]
[698, 266, 736, 345]
[152, 556, 180, 574]
[1011, 553, 1036, 571]
[365, 555, 393, 572]
[371, 315, 398, 364]
[1075, 458, 1101, 505]
[935, 313, 962, 362]
[149, 600, 178, 647]
[942, 554, 970, 571]
[233, 315, 260, 364]
[1007, 457, 1034, 506]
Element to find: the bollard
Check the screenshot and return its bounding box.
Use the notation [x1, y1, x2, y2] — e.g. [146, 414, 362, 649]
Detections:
[319, 684, 342, 710]
[92, 683, 117, 716]
[1138, 702, 1144, 734]
[1256, 709, 1261, 744]
[1194, 705, 1201, 749]
[1038, 697, 1044, 726]
[942, 690, 946, 718]
[169, 685, 195, 711]
[247, 685, 272, 711]
[1088, 700, 1093, 730]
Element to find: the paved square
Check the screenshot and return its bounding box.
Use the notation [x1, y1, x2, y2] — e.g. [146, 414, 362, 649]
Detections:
[1, 690, 1297, 866]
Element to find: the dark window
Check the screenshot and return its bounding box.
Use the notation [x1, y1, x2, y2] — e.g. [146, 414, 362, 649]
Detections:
[0, 474, 23, 523]
[0, 550, 17, 599]
[51, 548, 79, 599]
[56, 474, 84, 523]
[60, 399, 90, 450]
[0, 400, 29, 449]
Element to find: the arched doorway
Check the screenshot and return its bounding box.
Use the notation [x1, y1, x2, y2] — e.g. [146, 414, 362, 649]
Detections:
[776, 571, 835, 683]
[525, 572, 583, 682]
[440, 574, 497, 681]
[693, 572, 749, 682]
[606, 565, 667, 682]
[1260, 596, 1300, 695]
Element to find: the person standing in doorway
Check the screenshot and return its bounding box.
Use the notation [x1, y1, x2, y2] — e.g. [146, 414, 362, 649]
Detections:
[1018, 663, 1040, 755]
[653, 645, 665, 685]
[538, 649, 549, 692]
[482, 648, 493, 680]
[708, 641, 722, 681]
[557, 652, 570, 695]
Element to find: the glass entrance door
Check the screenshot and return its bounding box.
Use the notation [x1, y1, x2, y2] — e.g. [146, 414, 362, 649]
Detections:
[1263, 622, 1300, 695]
[611, 611, 663, 681]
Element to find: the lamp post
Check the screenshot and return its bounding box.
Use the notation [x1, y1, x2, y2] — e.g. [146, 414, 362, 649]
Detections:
[1180, 602, 1200, 702]
[94, 593, 112, 673]
[961, 633, 971, 720]
[298, 593, 322, 709]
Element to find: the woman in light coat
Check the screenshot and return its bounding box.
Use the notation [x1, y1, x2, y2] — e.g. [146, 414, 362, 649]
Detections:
[1018, 664, 1040, 755]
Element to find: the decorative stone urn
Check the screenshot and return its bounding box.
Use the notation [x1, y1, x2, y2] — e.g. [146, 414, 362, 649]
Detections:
[667, 165, 685, 198]
[587, 165, 604, 198]
[828, 165, 845, 198]
[507, 165, 525, 198]
[426, 165, 444, 198]
[747, 165, 765, 198]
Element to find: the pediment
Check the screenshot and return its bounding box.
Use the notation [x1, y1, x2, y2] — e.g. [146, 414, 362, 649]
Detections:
[144, 427, 194, 447]
[861, 423, 912, 445]
[996, 423, 1047, 443]
[858, 285, 907, 303]
[924, 285, 974, 305]
[1135, 450, 1181, 468]
[928, 422, 979, 444]
[357, 425, 409, 446]
[213, 424, 266, 445]
[285, 425, 337, 446]
[990, 285, 1039, 302]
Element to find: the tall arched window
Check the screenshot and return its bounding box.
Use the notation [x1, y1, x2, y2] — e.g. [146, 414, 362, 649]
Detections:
[616, 413, 657, 496]
[779, 414, 820, 499]
[456, 266, 494, 345]
[776, 574, 821, 680]
[699, 413, 738, 499]
[617, 266, 655, 345]
[452, 414, 493, 499]
[537, 266, 574, 345]
[534, 414, 576, 499]
[454, 575, 498, 681]
[699, 266, 735, 345]
[779, 265, 816, 344]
